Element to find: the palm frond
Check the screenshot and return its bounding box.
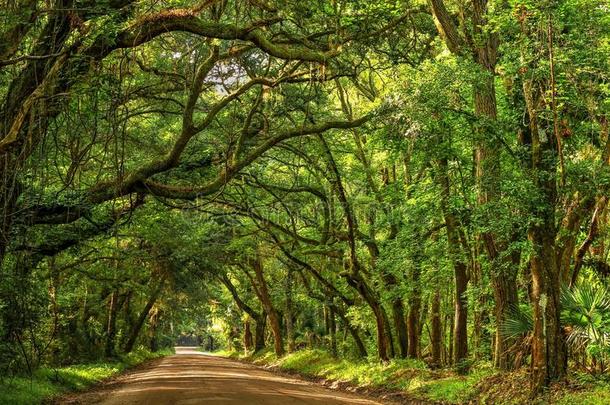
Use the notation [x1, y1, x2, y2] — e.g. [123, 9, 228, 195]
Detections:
[562, 284, 610, 352]
[500, 305, 533, 338]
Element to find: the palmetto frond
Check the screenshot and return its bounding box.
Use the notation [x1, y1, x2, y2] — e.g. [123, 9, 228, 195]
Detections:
[562, 284, 610, 351]
[500, 305, 533, 338]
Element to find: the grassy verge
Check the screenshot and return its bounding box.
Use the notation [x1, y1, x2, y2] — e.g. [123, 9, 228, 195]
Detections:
[219, 349, 610, 404]
[0, 347, 174, 405]
[220, 348, 491, 403]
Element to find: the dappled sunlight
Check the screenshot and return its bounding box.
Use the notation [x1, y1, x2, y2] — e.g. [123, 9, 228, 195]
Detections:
[76, 350, 383, 405]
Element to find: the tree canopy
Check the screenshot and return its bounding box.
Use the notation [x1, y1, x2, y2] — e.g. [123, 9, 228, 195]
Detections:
[1, 0, 609, 402]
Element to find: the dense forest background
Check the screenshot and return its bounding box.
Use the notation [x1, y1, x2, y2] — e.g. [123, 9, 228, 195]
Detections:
[1, 0, 609, 402]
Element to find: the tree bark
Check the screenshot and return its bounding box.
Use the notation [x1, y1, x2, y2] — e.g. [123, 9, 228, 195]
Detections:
[407, 259, 422, 358]
[124, 276, 166, 353]
[329, 306, 337, 356]
[244, 319, 253, 352]
[392, 297, 409, 358]
[431, 290, 442, 367]
[254, 316, 266, 352]
[105, 290, 119, 358]
[343, 272, 392, 361]
[523, 78, 567, 393]
[285, 270, 296, 353]
[250, 254, 284, 356]
[218, 273, 266, 352]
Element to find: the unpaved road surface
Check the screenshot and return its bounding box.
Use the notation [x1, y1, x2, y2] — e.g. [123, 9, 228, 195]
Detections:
[57, 347, 386, 404]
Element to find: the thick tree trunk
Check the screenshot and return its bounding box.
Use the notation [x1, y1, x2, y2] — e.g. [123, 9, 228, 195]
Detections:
[382, 303, 396, 358]
[492, 268, 519, 369]
[453, 260, 469, 373]
[149, 308, 160, 352]
[407, 298, 421, 358]
[473, 56, 519, 372]
[392, 297, 409, 358]
[267, 311, 284, 356]
[431, 290, 442, 367]
[0, 6, 74, 265]
[447, 310, 454, 364]
[329, 306, 337, 356]
[523, 78, 567, 393]
[529, 231, 566, 392]
[254, 316, 266, 352]
[244, 319, 253, 352]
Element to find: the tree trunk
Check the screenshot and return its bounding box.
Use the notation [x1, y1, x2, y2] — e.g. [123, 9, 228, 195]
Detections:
[149, 308, 159, 352]
[431, 290, 442, 367]
[344, 273, 392, 361]
[492, 266, 519, 369]
[392, 297, 409, 358]
[335, 305, 367, 358]
[254, 316, 266, 352]
[124, 276, 166, 353]
[285, 314, 295, 353]
[523, 78, 567, 393]
[251, 255, 284, 356]
[218, 273, 266, 352]
[529, 230, 566, 392]
[329, 306, 337, 357]
[105, 290, 119, 358]
[453, 260, 469, 373]
[429, 0, 519, 372]
[407, 260, 422, 358]
[318, 133, 391, 360]
[0, 163, 20, 264]
[0, 7, 73, 266]
[475, 73, 519, 370]
[285, 270, 296, 353]
[438, 157, 469, 373]
[244, 319, 253, 352]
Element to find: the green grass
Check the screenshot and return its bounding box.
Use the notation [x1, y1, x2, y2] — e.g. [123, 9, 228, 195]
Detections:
[221, 348, 488, 403]
[275, 349, 429, 390]
[0, 347, 173, 405]
[414, 368, 492, 403]
[556, 386, 610, 405]
[217, 349, 610, 404]
[554, 377, 610, 405]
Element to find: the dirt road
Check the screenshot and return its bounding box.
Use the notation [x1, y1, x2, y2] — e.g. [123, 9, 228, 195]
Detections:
[58, 347, 386, 404]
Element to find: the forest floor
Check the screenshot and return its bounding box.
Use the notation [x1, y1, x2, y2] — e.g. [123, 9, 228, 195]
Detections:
[53, 347, 388, 404]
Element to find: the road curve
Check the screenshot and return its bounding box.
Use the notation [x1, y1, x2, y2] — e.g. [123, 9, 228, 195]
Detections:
[57, 347, 386, 404]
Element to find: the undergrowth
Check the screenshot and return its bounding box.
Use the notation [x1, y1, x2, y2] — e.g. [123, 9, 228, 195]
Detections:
[222, 348, 491, 403]
[0, 347, 173, 405]
[220, 348, 610, 404]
